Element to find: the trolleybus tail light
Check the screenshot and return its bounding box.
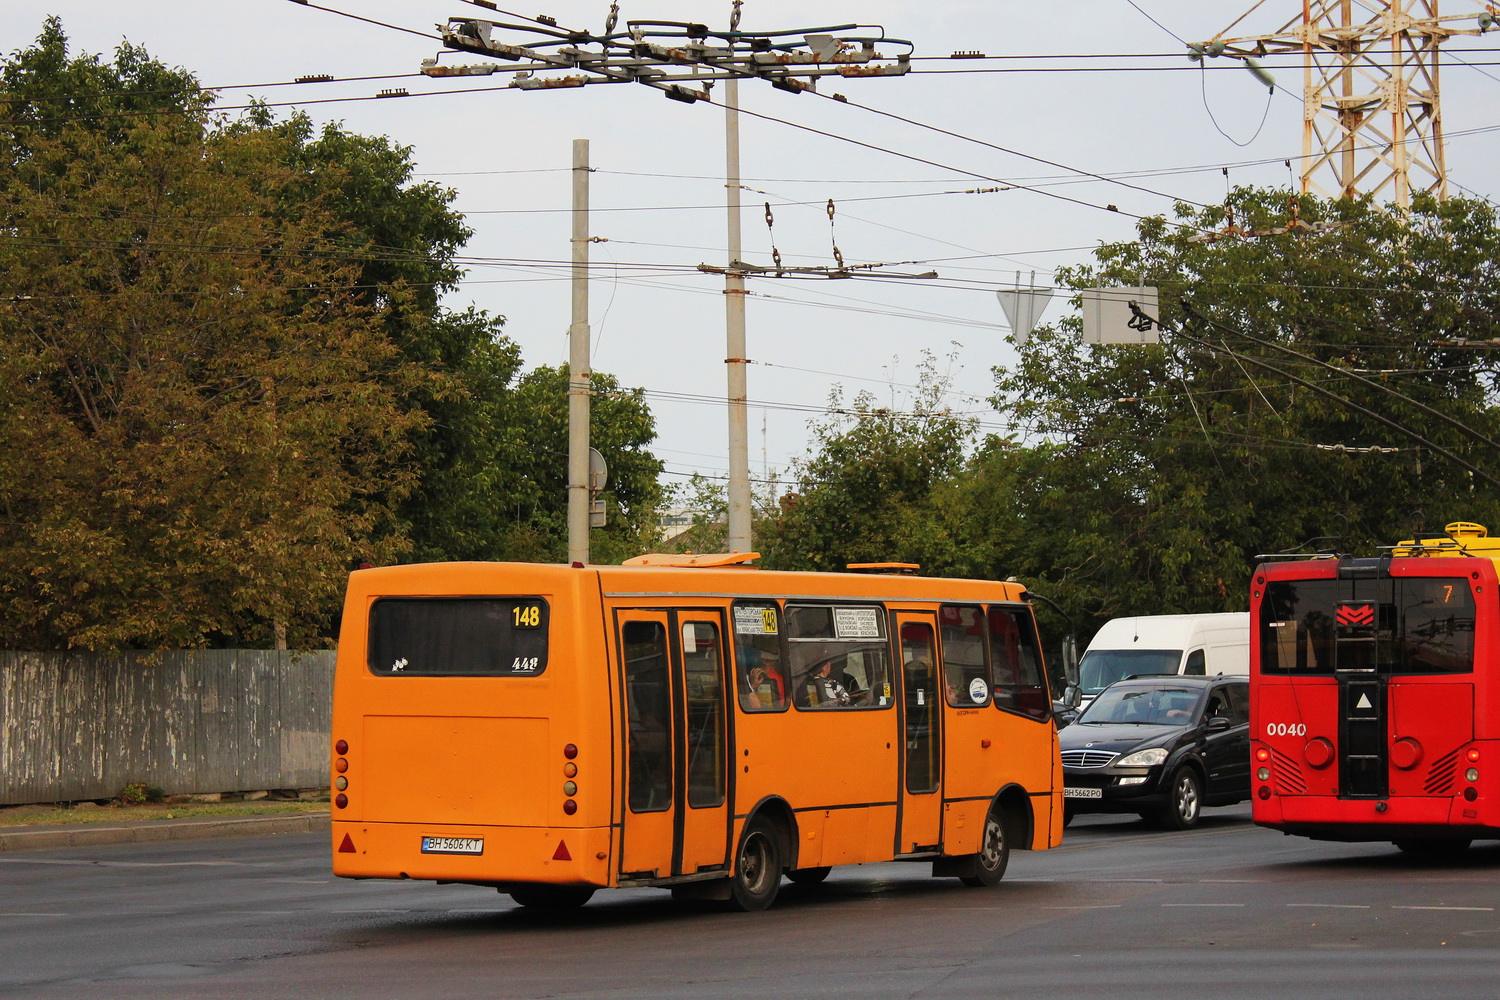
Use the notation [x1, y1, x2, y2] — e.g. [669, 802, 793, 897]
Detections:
[1255, 747, 1270, 762]
[1257, 787, 1271, 800]
[1305, 737, 1335, 769]
[563, 799, 578, 815]
[1257, 767, 1271, 782]
[1391, 738, 1423, 771]
[1465, 788, 1478, 802]
[564, 743, 578, 760]
[335, 739, 349, 755]
[335, 793, 348, 809]
[1466, 767, 1480, 783]
[1468, 748, 1481, 763]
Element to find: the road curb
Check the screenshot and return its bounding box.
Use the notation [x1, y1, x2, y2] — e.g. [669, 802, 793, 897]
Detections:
[0, 812, 331, 852]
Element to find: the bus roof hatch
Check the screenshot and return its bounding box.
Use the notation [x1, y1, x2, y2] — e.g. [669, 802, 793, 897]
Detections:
[623, 552, 761, 568]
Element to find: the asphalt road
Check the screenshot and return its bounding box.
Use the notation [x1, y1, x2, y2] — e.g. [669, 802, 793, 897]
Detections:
[3, 806, 1498, 1000]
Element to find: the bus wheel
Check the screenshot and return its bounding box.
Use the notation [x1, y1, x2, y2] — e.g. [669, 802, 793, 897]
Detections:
[1158, 767, 1201, 830]
[959, 804, 1011, 888]
[787, 866, 831, 886]
[730, 817, 784, 911]
[509, 886, 595, 909]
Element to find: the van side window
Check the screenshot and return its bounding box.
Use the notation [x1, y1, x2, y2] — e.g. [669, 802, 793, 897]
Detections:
[1183, 649, 1206, 676]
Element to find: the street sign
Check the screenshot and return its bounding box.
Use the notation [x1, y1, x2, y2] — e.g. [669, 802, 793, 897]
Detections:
[1079, 286, 1161, 344]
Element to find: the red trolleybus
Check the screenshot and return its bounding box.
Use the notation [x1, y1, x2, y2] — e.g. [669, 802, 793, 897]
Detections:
[330, 553, 1067, 910]
[1250, 521, 1500, 853]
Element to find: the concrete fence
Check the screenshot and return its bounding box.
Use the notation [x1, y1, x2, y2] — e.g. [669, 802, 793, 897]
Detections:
[0, 650, 334, 806]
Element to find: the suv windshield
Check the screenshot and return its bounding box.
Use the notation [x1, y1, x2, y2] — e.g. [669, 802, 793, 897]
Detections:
[1078, 648, 1182, 697]
[1079, 685, 1202, 726]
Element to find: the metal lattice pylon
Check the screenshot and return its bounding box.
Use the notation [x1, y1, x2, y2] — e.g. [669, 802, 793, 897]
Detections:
[1197, 2, 1497, 206]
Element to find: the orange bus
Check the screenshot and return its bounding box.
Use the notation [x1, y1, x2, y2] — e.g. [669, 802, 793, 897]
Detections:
[330, 553, 1067, 910]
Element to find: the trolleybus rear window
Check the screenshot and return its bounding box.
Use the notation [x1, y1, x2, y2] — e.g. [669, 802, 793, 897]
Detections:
[368, 597, 549, 676]
[1260, 577, 1473, 675]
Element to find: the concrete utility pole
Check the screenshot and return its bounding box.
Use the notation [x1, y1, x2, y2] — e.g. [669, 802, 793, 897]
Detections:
[567, 138, 591, 565]
[423, 11, 912, 555]
[723, 76, 752, 553]
[1192, 3, 1497, 207]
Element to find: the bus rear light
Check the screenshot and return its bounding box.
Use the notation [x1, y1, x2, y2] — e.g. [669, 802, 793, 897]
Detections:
[563, 781, 577, 796]
[563, 799, 578, 815]
[1304, 738, 1336, 769]
[1391, 738, 1423, 771]
[1468, 748, 1481, 763]
[1255, 747, 1270, 762]
[1257, 786, 1272, 800]
[1466, 768, 1480, 783]
[335, 757, 348, 773]
[335, 776, 348, 791]
[335, 793, 348, 809]
[564, 744, 578, 760]
[1257, 767, 1271, 782]
[335, 739, 349, 755]
[563, 762, 577, 778]
[1464, 788, 1478, 802]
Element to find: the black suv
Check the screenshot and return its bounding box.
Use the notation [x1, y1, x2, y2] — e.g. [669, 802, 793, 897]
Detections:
[1059, 675, 1250, 830]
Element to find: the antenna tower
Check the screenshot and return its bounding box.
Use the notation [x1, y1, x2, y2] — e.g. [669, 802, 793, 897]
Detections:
[1195, 2, 1497, 206]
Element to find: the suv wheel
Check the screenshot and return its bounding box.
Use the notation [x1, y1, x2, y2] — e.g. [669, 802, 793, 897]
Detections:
[1157, 766, 1201, 830]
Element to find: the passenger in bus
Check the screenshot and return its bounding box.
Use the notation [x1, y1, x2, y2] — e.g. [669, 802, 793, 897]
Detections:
[808, 660, 853, 707]
[743, 648, 786, 710]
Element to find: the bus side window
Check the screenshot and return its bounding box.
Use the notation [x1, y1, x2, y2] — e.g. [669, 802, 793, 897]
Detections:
[988, 606, 1050, 722]
[735, 602, 787, 712]
[940, 605, 989, 707]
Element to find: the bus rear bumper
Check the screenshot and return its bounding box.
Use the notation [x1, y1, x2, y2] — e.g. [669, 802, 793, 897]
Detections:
[1254, 794, 1500, 843]
[332, 820, 613, 887]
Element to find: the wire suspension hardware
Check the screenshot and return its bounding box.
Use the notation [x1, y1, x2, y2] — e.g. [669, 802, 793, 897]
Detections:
[424, 10, 913, 100]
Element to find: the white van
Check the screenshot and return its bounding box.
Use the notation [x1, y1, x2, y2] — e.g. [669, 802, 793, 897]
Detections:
[1076, 613, 1249, 708]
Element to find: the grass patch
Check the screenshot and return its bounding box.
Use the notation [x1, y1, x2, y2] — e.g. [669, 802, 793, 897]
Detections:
[0, 798, 329, 827]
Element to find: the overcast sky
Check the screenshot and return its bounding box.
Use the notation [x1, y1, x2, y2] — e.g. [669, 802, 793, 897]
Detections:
[7, 1, 1500, 496]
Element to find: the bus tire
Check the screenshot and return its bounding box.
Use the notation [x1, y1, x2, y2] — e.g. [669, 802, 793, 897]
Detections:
[959, 803, 1011, 888]
[729, 817, 784, 911]
[787, 866, 831, 886]
[1158, 766, 1202, 831]
[508, 886, 595, 909]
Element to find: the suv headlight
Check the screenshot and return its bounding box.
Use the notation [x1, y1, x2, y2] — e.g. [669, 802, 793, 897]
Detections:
[1115, 748, 1168, 767]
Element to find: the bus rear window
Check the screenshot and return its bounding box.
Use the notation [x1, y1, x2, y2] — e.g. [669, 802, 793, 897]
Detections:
[368, 598, 549, 676]
[1260, 577, 1474, 675]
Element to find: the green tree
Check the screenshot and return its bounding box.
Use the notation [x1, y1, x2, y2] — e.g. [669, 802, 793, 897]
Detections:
[989, 188, 1500, 632]
[763, 354, 979, 573]
[0, 96, 426, 649]
[497, 366, 666, 564]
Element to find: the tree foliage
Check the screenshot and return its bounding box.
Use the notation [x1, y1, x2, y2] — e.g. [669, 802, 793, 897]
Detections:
[762, 353, 979, 573]
[0, 54, 425, 648]
[756, 191, 1500, 643]
[989, 189, 1500, 631]
[0, 21, 669, 649]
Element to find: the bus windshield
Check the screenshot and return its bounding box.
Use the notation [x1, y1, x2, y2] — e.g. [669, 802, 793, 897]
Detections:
[1078, 648, 1181, 697]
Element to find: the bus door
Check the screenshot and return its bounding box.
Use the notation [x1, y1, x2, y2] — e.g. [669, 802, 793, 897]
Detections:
[615, 610, 730, 880]
[1333, 587, 1389, 798]
[896, 613, 942, 854]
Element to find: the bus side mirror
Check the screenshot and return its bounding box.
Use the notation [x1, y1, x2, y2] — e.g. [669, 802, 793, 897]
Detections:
[1061, 635, 1081, 708]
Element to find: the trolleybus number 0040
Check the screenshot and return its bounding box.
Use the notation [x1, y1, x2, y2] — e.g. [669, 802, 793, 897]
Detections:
[1266, 722, 1306, 737]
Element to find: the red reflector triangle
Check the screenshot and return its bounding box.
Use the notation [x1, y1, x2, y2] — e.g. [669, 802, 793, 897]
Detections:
[338, 833, 356, 853]
[552, 840, 572, 861]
